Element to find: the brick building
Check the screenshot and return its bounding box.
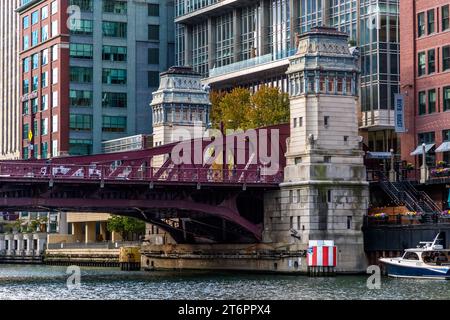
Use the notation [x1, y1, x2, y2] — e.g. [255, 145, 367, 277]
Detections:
[400, 0, 450, 166]
[17, 0, 174, 159]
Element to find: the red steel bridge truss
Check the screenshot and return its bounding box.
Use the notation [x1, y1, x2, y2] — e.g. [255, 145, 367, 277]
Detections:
[0, 125, 289, 243]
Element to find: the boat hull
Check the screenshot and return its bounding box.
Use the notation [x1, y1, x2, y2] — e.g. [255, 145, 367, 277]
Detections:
[381, 260, 450, 280]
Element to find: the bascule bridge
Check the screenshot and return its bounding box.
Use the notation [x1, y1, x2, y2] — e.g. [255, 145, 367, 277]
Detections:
[0, 28, 368, 273]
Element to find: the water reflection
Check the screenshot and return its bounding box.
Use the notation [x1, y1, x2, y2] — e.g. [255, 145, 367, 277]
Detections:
[0, 265, 449, 300]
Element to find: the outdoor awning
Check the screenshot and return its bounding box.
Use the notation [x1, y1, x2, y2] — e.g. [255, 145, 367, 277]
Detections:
[410, 143, 435, 156]
[436, 142, 450, 153]
[366, 152, 392, 159]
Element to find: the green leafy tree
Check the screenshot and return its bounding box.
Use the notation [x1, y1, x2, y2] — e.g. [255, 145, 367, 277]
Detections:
[210, 90, 226, 129]
[216, 87, 252, 131]
[106, 215, 146, 241]
[249, 85, 290, 128]
[29, 219, 40, 233]
[209, 86, 289, 131]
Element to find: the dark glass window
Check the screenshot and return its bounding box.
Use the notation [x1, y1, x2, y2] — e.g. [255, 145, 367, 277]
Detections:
[70, 90, 93, 107]
[428, 9, 435, 34]
[69, 0, 93, 12]
[102, 69, 127, 85]
[70, 114, 93, 131]
[70, 19, 93, 35]
[418, 132, 435, 144]
[148, 48, 159, 64]
[428, 89, 436, 114]
[102, 116, 127, 132]
[102, 92, 127, 108]
[103, 0, 127, 14]
[148, 25, 159, 41]
[102, 21, 127, 38]
[418, 12, 425, 37]
[70, 43, 93, 59]
[70, 67, 93, 83]
[443, 5, 450, 31]
[418, 52, 426, 76]
[443, 130, 450, 142]
[22, 101, 29, 115]
[443, 46, 450, 71]
[444, 87, 450, 112]
[69, 139, 93, 155]
[428, 49, 435, 74]
[102, 45, 127, 62]
[418, 91, 426, 115]
[148, 4, 159, 16]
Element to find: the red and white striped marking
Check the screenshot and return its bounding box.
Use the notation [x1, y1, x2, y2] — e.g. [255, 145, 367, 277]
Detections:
[308, 246, 337, 267]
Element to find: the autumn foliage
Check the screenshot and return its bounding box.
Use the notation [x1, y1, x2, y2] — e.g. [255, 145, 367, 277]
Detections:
[210, 86, 290, 131]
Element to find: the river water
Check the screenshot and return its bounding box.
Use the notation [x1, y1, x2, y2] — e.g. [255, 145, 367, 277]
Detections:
[0, 264, 449, 300]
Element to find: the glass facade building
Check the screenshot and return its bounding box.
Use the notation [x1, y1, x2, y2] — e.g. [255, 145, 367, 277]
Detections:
[175, 0, 400, 152]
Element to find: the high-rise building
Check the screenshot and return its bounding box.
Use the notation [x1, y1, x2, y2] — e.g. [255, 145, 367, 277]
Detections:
[17, 0, 175, 159]
[0, 0, 21, 160]
[175, 0, 400, 152]
[400, 0, 450, 168]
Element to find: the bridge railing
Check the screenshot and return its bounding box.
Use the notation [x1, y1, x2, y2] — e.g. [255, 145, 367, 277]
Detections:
[0, 162, 284, 185]
[47, 241, 141, 250]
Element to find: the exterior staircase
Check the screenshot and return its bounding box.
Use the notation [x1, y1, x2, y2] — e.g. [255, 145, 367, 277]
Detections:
[378, 174, 440, 222]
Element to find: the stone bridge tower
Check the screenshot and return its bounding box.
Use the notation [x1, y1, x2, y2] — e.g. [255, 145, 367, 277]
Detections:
[150, 66, 211, 147]
[263, 27, 369, 273]
[150, 66, 211, 167]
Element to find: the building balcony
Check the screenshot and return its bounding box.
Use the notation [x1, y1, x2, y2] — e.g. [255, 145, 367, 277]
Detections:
[175, 0, 256, 24]
[360, 110, 395, 131]
[204, 49, 296, 89]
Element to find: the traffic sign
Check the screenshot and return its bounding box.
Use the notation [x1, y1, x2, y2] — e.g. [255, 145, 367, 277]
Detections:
[28, 130, 33, 142]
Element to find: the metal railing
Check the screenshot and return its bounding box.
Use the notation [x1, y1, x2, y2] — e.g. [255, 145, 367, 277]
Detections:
[367, 169, 420, 183]
[0, 162, 283, 185]
[175, 0, 226, 18]
[365, 214, 450, 227]
[402, 181, 441, 214]
[209, 49, 296, 78]
[368, 170, 440, 216]
[47, 241, 141, 250]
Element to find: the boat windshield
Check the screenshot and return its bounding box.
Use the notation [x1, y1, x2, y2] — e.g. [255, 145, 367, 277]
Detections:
[403, 252, 420, 260]
[422, 251, 450, 265]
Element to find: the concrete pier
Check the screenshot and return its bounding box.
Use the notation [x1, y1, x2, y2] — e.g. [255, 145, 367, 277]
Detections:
[44, 248, 120, 267]
[141, 243, 308, 274]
